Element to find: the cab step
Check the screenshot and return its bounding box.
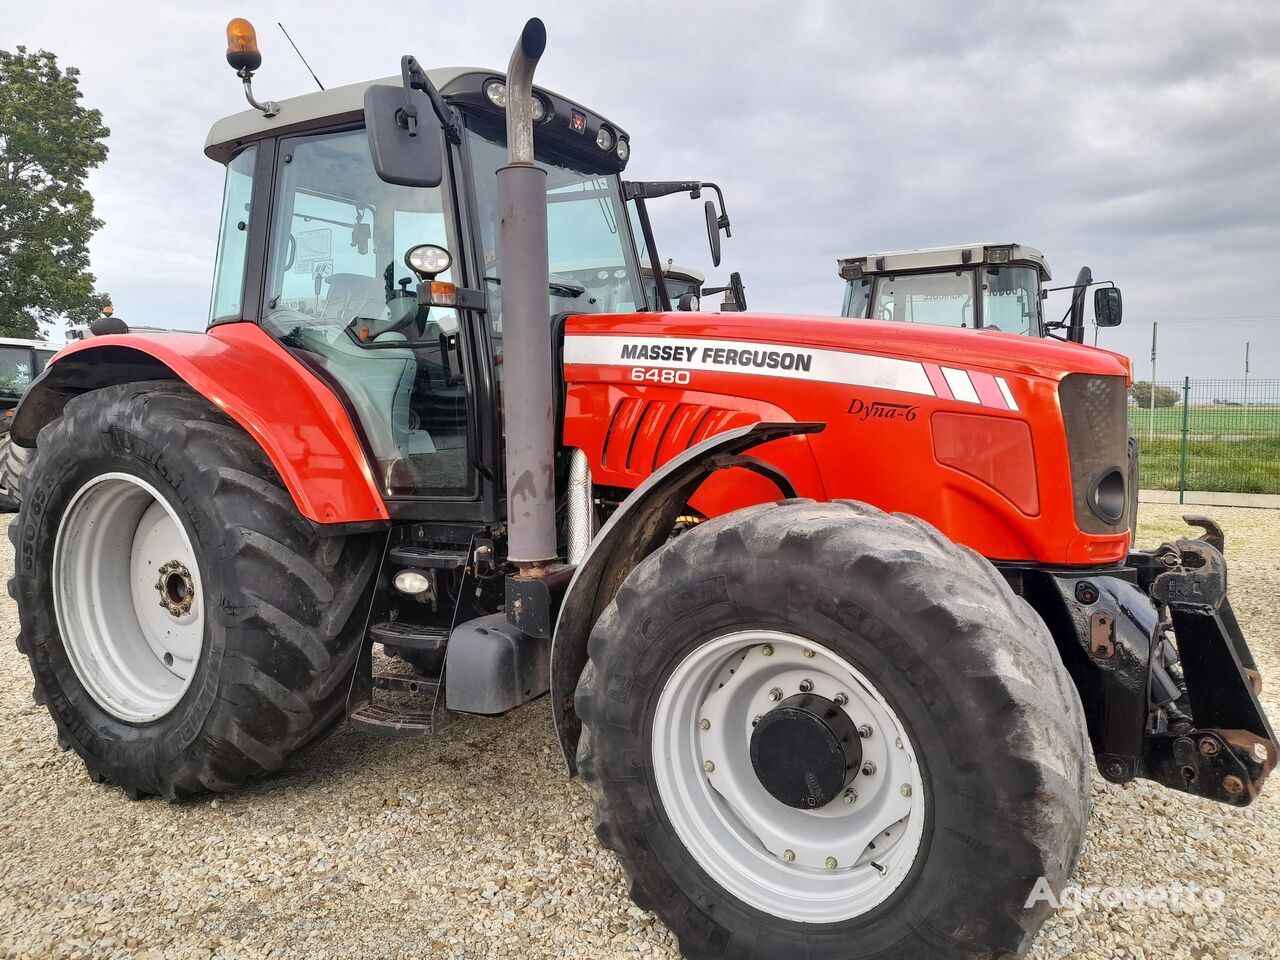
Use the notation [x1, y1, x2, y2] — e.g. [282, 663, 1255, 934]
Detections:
[348, 672, 454, 738]
[387, 545, 468, 569]
[370, 620, 449, 653]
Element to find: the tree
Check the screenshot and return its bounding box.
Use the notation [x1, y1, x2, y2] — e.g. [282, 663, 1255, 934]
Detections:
[0, 47, 110, 339]
[1129, 381, 1179, 409]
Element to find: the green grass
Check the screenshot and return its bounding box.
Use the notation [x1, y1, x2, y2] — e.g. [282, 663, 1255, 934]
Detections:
[1129, 405, 1280, 440]
[1133, 436, 1280, 495]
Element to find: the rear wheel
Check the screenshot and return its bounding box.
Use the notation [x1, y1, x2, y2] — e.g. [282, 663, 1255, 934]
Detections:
[0, 433, 29, 511]
[576, 499, 1089, 959]
[10, 381, 378, 799]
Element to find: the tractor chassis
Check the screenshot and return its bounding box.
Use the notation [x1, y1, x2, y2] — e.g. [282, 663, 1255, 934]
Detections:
[1000, 517, 1277, 806]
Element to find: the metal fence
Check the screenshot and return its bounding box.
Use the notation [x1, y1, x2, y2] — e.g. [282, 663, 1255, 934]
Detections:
[1128, 378, 1280, 497]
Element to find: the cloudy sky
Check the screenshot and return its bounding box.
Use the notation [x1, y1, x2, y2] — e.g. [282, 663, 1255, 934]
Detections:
[10, 0, 1279, 380]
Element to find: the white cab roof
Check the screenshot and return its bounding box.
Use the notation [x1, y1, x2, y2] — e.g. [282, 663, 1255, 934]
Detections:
[837, 242, 1051, 281]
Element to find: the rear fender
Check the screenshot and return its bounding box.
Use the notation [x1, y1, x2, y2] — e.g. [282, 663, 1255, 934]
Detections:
[549, 420, 824, 773]
[12, 323, 388, 527]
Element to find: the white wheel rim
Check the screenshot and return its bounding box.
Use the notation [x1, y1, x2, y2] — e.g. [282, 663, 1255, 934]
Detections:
[651, 630, 926, 923]
[54, 472, 205, 722]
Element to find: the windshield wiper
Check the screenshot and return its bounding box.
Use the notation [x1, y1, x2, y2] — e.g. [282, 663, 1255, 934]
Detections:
[484, 276, 585, 299]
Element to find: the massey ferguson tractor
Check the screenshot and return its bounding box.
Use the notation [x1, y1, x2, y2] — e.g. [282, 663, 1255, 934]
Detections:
[9, 18, 1275, 960]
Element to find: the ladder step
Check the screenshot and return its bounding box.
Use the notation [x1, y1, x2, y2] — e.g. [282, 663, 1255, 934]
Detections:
[348, 699, 439, 738]
[388, 546, 468, 569]
[370, 620, 450, 652]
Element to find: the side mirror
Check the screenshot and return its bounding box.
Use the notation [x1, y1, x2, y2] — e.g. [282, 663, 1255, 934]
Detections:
[1095, 287, 1123, 327]
[677, 292, 700, 312]
[364, 82, 444, 188]
[704, 200, 722, 268]
[729, 271, 747, 312]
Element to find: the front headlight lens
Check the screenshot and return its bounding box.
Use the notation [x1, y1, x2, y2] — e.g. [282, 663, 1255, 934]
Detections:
[617, 138, 629, 162]
[596, 126, 615, 151]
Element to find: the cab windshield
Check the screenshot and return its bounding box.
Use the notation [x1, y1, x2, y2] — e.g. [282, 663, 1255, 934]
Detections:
[846, 265, 1043, 336]
[466, 116, 644, 328]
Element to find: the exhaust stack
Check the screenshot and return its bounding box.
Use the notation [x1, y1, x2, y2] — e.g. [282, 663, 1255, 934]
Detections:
[497, 18, 556, 572]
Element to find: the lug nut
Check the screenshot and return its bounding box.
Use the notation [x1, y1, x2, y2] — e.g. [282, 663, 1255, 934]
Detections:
[825, 857, 838, 870]
[843, 788, 857, 804]
[803, 648, 815, 658]
[782, 849, 795, 862]
[1253, 743, 1269, 763]
[858, 724, 873, 739]
[833, 692, 849, 707]
[895, 737, 904, 749]
[752, 715, 762, 726]
[703, 761, 715, 773]
[900, 784, 912, 797]
[760, 644, 773, 656]
[799, 679, 814, 693]
[699, 718, 710, 731]
[861, 761, 877, 776]
[768, 688, 783, 702]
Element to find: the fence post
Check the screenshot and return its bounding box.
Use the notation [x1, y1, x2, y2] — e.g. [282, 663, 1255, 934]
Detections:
[1178, 376, 1190, 504]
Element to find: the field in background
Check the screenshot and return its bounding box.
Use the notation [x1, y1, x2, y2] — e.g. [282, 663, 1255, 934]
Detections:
[1129, 379, 1280, 494]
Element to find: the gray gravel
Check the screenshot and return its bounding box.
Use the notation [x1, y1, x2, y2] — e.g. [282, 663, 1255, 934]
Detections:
[2, 504, 1278, 960]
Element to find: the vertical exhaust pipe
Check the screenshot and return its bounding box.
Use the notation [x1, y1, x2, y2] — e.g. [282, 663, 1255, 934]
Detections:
[497, 18, 556, 572]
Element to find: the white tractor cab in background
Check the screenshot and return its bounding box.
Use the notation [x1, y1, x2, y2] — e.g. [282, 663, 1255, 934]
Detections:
[0, 337, 62, 510]
[642, 260, 704, 310]
[838, 242, 1123, 343]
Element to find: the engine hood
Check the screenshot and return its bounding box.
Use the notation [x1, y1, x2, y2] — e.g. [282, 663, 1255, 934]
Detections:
[565, 311, 1132, 384]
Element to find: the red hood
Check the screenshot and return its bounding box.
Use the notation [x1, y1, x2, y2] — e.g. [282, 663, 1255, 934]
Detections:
[566, 312, 1132, 383]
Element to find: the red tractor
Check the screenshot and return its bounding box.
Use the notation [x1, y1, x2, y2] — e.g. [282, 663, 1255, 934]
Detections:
[9, 18, 1274, 960]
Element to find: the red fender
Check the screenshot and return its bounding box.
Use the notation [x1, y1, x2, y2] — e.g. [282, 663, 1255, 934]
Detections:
[26, 323, 387, 525]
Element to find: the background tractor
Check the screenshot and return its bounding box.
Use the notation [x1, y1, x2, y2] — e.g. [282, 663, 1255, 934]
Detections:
[0, 336, 60, 510]
[838, 241, 1122, 341]
[8, 18, 1274, 960]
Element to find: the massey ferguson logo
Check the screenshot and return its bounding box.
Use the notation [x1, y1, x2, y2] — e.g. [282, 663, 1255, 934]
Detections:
[619, 341, 814, 372]
[848, 398, 919, 422]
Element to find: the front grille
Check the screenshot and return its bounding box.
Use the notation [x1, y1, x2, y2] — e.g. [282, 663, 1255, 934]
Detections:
[1058, 374, 1129, 534]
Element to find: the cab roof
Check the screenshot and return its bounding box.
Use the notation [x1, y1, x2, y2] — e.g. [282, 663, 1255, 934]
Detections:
[641, 261, 706, 284]
[205, 67, 629, 163]
[837, 243, 1051, 282]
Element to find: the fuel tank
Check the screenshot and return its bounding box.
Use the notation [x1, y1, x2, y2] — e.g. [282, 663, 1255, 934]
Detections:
[561, 312, 1133, 565]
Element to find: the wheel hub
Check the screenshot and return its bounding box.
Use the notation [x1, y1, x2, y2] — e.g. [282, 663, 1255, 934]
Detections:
[750, 693, 862, 808]
[155, 560, 195, 617]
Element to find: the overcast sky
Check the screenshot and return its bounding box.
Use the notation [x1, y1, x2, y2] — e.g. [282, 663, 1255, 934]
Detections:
[9, 0, 1279, 380]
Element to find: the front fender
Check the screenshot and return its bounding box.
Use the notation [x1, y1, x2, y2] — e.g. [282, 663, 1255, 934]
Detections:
[549, 420, 824, 773]
[13, 322, 388, 526]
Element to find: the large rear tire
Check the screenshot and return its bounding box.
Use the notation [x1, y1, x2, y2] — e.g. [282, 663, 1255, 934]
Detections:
[0, 433, 30, 511]
[10, 381, 378, 799]
[576, 499, 1089, 959]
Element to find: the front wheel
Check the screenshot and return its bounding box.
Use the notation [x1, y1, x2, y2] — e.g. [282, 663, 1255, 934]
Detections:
[576, 500, 1090, 959]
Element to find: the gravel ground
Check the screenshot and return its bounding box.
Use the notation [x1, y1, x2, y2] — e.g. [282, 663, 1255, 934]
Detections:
[2, 504, 1278, 960]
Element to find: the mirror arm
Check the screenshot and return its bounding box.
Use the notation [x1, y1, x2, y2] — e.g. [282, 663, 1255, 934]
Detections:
[399, 56, 462, 144]
[700, 181, 732, 238]
[633, 196, 671, 311]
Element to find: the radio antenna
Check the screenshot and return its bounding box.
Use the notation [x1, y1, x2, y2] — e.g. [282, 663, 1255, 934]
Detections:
[277, 22, 325, 90]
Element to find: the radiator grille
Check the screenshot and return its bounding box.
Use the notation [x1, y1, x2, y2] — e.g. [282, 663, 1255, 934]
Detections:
[1058, 374, 1130, 534]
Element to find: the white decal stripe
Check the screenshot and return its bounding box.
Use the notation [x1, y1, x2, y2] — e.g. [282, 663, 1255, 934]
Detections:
[941, 367, 980, 404]
[996, 376, 1019, 411]
[563, 335, 936, 397]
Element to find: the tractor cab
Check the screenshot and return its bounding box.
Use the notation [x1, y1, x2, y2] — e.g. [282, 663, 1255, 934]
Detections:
[641, 260, 704, 310]
[204, 65, 690, 508]
[838, 242, 1123, 342]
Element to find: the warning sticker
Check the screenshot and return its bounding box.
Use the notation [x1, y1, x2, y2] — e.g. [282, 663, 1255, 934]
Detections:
[294, 228, 333, 275]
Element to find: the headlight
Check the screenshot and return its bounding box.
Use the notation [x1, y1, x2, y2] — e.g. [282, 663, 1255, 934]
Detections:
[531, 97, 546, 121]
[404, 243, 453, 280]
[596, 126, 615, 151]
[617, 138, 629, 162]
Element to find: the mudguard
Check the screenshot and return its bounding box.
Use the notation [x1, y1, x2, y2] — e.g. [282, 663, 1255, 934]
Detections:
[549, 420, 824, 772]
[12, 323, 388, 526]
